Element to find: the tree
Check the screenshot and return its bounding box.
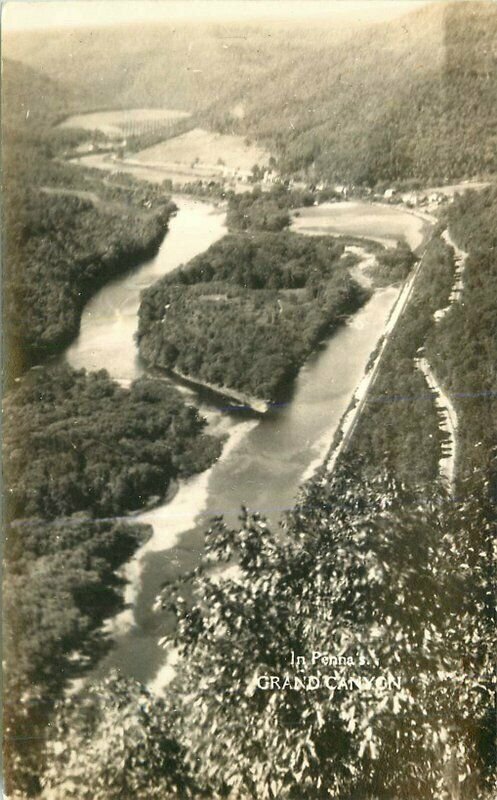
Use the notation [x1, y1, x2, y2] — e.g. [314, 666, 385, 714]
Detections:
[158, 469, 493, 799]
[42, 672, 194, 799]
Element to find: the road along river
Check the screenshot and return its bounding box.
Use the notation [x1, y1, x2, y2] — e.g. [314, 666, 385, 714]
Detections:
[64, 195, 426, 691]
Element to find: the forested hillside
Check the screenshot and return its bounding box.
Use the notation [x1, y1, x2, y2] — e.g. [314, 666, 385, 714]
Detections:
[3, 365, 222, 795]
[347, 187, 497, 494]
[1, 58, 80, 128]
[348, 234, 456, 484]
[1, 58, 222, 798]
[4, 366, 221, 519]
[5, 2, 497, 184]
[2, 59, 177, 376]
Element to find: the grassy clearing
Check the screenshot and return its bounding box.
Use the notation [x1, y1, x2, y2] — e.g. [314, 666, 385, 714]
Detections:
[134, 127, 269, 174]
[292, 201, 428, 251]
[60, 108, 191, 138]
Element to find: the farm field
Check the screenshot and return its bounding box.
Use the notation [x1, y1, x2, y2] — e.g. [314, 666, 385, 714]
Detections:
[59, 107, 191, 137]
[292, 201, 429, 251]
[133, 127, 270, 177]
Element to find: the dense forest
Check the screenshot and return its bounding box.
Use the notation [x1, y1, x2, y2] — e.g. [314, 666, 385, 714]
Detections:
[4, 515, 149, 794]
[2, 58, 177, 375]
[348, 188, 497, 493]
[4, 366, 221, 520]
[5, 2, 497, 184]
[138, 232, 370, 402]
[3, 146, 176, 373]
[3, 365, 222, 795]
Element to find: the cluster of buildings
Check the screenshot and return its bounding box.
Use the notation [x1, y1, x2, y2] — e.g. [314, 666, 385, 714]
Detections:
[387, 188, 446, 208]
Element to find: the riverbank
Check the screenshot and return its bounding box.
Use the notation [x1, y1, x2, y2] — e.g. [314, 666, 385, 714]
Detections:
[16, 202, 176, 368]
[168, 368, 270, 414]
[325, 253, 425, 473]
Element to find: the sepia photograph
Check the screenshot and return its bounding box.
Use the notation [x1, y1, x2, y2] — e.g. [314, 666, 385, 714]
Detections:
[1, 0, 496, 797]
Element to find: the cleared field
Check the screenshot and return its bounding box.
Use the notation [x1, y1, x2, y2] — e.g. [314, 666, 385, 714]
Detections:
[134, 127, 269, 176]
[292, 201, 430, 251]
[59, 108, 191, 138]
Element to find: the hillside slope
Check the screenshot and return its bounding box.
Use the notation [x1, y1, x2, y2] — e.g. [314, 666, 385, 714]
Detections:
[3, 2, 497, 182]
[226, 1, 497, 183]
[1, 58, 81, 129]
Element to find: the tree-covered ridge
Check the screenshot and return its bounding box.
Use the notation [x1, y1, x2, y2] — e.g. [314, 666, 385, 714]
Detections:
[210, 2, 497, 184]
[2, 58, 178, 375]
[45, 468, 496, 799]
[6, 3, 497, 184]
[138, 232, 370, 402]
[4, 365, 222, 520]
[3, 149, 176, 371]
[343, 187, 497, 498]
[1, 58, 80, 130]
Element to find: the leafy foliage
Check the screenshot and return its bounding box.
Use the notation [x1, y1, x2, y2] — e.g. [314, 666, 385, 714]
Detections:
[42, 672, 194, 799]
[3, 517, 149, 795]
[4, 365, 221, 520]
[158, 469, 495, 799]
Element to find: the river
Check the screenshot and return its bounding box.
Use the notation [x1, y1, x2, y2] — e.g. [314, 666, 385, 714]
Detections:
[64, 196, 402, 692]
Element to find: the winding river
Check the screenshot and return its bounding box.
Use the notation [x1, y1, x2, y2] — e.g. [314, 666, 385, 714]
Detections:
[64, 196, 410, 692]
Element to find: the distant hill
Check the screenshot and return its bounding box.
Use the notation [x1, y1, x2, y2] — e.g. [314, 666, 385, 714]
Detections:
[1, 58, 81, 129]
[3, 1, 497, 183]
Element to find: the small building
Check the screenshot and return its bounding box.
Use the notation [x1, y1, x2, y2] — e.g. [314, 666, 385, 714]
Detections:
[402, 192, 419, 207]
[384, 188, 397, 200]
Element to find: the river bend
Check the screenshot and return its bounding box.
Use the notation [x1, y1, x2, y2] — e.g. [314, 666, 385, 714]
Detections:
[64, 196, 403, 690]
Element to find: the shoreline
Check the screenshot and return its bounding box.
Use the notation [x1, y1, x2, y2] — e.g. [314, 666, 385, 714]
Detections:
[325, 246, 428, 474]
[27, 212, 174, 366]
[147, 365, 271, 415]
